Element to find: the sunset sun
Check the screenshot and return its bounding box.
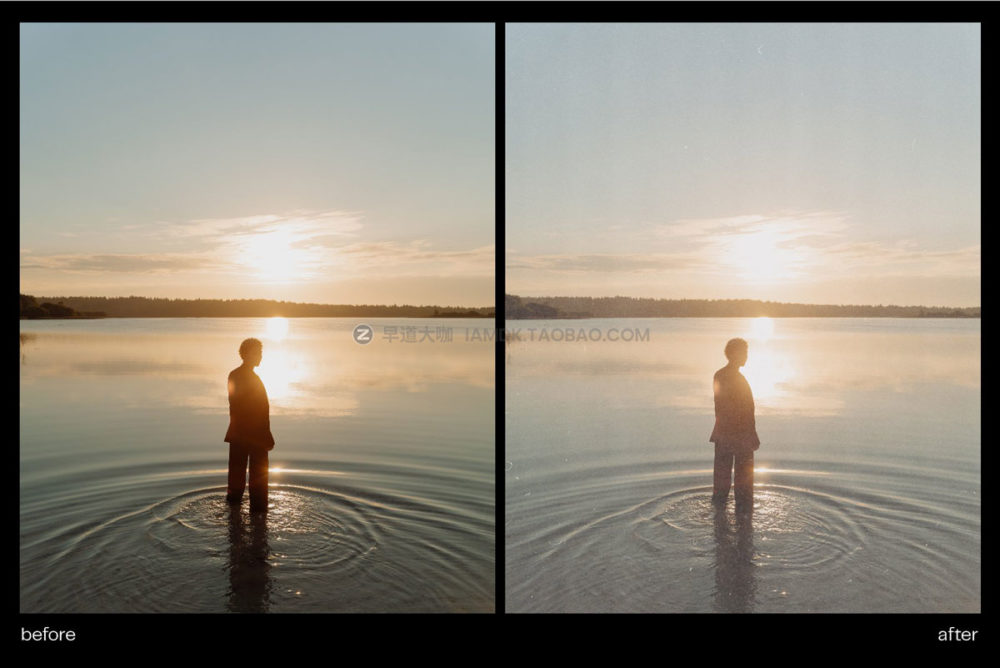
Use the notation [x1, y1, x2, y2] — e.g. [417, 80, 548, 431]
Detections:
[723, 230, 801, 283]
[241, 231, 302, 284]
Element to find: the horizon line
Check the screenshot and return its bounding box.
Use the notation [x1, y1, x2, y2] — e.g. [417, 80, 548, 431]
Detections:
[508, 294, 980, 311]
[27, 294, 495, 310]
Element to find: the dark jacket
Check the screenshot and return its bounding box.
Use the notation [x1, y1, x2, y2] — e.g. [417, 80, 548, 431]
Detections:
[224, 364, 275, 450]
[709, 364, 760, 451]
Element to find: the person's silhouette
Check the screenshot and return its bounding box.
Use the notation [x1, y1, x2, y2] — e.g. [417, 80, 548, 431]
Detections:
[709, 337, 759, 511]
[225, 338, 275, 512]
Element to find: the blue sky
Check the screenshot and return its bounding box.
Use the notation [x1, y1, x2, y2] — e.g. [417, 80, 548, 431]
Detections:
[506, 23, 980, 307]
[21, 23, 495, 306]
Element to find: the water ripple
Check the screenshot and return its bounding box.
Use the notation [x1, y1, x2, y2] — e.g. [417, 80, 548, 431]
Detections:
[505, 461, 979, 613]
[23, 465, 493, 612]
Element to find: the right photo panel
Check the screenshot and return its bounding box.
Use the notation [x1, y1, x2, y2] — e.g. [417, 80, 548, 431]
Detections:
[504, 23, 980, 614]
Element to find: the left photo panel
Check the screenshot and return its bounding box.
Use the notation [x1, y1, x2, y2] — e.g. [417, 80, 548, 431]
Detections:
[20, 23, 495, 613]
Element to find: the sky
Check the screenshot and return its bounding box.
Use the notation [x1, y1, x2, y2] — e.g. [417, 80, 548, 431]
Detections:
[506, 23, 980, 307]
[21, 23, 495, 307]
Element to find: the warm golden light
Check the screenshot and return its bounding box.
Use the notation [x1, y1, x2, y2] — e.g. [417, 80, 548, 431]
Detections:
[721, 229, 803, 284]
[240, 230, 304, 284]
[265, 316, 289, 341]
[255, 345, 304, 403]
[742, 339, 793, 405]
[749, 316, 774, 342]
[746, 316, 774, 341]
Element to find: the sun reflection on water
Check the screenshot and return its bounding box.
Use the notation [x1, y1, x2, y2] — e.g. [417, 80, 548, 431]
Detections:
[748, 316, 774, 342]
[264, 317, 289, 341]
[739, 318, 794, 407]
[746, 488, 796, 534]
[742, 344, 792, 405]
[256, 346, 306, 405]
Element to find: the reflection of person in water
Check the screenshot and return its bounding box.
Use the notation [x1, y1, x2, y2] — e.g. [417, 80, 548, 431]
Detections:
[710, 338, 759, 510]
[712, 503, 756, 612]
[225, 338, 275, 513]
[227, 505, 272, 612]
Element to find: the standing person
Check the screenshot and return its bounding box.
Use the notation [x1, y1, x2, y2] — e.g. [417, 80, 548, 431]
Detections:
[710, 338, 760, 510]
[225, 338, 275, 513]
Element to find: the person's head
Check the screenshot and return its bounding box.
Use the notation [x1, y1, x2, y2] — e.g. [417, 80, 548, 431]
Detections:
[724, 337, 748, 367]
[239, 337, 263, 367]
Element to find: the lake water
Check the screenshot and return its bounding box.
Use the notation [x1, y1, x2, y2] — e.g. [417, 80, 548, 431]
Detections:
[505, 318, 979, 613]
[20, 317, 494, 613]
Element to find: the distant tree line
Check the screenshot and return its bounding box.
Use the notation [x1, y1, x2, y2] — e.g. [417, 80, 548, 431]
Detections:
[506, 294, 592, 318]
[505, 294, 562, 319]
[505, 294, 980, 318]
[26, 295, 494, 318]
[20, 294, 106, 319]
[433, 308, 496, 318]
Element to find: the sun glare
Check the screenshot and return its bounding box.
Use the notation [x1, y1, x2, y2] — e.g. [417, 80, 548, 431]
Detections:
[749, 316, 774, 341]
[721, 230, 802, 283]
[265, 316, 289, 341]
[740, 318, 793, 405]
[255, 344, 303, 403]
[742, 346, 790, 404]
[240, 230, 304, 284]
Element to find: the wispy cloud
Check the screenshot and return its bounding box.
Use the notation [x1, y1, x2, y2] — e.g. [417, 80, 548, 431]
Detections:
[510, 210, 979, 283]
[506, 251, 706, 273]
[22, 210, 495, 294]
[156, 210, 363, 243]
[336, 241, 495, 275]
[657, 211, 850, 241]
[20, 253, 232, 273]
[823, 241, 980, 276]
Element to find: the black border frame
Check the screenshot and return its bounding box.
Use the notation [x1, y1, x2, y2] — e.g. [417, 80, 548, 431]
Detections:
[12, 1, 988, 653]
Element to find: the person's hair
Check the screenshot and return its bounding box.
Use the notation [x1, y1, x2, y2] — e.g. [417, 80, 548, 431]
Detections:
[724, 337, 748, 361]
[239, 337, 263, 360]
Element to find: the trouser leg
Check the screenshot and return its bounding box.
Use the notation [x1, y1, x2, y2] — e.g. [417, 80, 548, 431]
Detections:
[227, 443, 249, 503]
[248, 449, 269, 512]
[733, 450, 754, 508]
[713, 445, 734, 500]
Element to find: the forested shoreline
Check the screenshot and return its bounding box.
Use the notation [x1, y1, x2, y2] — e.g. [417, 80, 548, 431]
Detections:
[505, 294, 980, 319]
[21, 295, 495, 319]
[20, 293, 979, 320]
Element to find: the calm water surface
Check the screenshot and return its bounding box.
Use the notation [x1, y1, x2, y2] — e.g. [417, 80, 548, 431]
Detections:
[21, 317, 494, 613]
[505, 318, 979, 613]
